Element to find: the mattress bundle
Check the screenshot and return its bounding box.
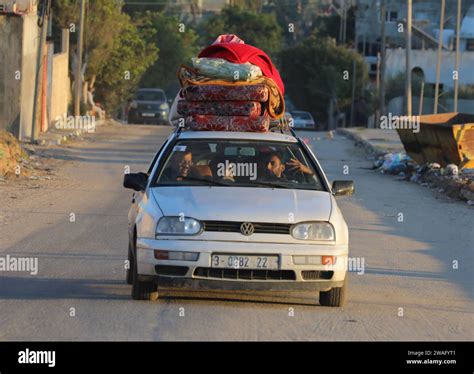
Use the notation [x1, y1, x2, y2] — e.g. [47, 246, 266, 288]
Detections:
[177, 57, 285, 132]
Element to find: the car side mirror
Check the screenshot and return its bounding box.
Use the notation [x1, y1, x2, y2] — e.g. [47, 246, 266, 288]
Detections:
[124, 172, 148, 191]
[332, 180, 355, 196]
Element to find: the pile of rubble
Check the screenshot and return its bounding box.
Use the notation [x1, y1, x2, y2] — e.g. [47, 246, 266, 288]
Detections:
[374, 152, 474, 205]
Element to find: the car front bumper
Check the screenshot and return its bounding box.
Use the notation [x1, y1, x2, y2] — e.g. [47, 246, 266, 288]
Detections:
[136, 238, 349, 292]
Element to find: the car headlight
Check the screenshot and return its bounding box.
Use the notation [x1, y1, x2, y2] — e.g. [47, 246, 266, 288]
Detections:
[156, 217, 202, 236]
[291, 222, 335, 241]
[159, 103, 169, 111]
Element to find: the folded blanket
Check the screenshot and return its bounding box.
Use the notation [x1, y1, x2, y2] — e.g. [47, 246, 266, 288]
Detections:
[186, 114, 270, 132]
[192, 57, 262, 82]
[178, 65, 284, 119]
[178, 100, 262, 117]
[183, 85, 269, 102]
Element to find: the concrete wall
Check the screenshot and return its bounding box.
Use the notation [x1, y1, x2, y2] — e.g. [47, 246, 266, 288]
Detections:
[385, 48, 474, 89]
[0, 13, 39, 140]
[0, 15, 23, 137]
[50, 52, 70, 128]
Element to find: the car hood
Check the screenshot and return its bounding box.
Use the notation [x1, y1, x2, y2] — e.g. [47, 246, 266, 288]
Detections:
[151, 187, 332, 223]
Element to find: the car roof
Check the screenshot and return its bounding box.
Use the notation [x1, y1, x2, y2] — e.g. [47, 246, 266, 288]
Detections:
[177, 131, 298, 143]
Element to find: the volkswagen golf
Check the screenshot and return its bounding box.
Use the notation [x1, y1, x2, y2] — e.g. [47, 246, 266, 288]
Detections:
[124, 128, 354, 306]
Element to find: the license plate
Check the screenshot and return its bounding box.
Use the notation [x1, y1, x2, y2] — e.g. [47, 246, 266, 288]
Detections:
[211, 254, 279, 270]
[141, 113, 155, 117]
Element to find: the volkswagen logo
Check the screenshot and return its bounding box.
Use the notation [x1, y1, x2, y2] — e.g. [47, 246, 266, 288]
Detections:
[240, 222, 255, 236]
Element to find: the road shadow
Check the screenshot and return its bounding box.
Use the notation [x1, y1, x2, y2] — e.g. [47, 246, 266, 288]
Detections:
[0, 276, 129, 300]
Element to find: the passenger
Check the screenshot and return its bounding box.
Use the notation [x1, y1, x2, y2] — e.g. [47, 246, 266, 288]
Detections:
[161, 150, 193, 181]
[262, 152, 313, 181]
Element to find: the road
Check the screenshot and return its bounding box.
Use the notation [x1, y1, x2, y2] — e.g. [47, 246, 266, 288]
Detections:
[0, 122, 472, 341]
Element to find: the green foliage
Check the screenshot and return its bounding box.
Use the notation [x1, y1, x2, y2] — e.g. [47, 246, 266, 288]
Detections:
[138, 12, 200, 97]
[95, 16, 159, 111]
[53, 0, 159, 112]
[198, 6, 284, 59]
[280, 34, 368, 122]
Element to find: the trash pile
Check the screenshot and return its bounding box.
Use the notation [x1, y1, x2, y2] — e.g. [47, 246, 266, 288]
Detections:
[374, 152, 474, 204]
[174, 35, 285, 132]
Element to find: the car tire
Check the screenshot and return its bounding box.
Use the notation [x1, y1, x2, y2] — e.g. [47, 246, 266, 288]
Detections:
[131, 249, 159, 301]
[319, 276, 348, 307]
[126, 242, 134, 285]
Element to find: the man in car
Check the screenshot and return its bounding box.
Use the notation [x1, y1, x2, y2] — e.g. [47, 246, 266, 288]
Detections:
[263, 152, 313, 181]
[161, 150, 193, 181]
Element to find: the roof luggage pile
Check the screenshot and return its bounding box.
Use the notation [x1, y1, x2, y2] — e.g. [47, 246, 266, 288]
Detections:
[175, 35, 286, 133]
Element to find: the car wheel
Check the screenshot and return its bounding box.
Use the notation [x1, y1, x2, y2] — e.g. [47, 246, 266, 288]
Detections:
[126, 242, 134, 285]
[319, 276, 348, 307]
[131, 248, 159, 301]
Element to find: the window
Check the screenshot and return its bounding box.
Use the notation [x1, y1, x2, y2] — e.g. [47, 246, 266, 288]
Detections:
[153, 139, 324, 191]
[466, 39, 474, 51]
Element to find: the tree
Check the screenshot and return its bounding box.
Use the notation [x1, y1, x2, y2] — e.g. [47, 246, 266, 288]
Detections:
[52, 0, 158, 112]
[280, 34, 368, 124]
[198, 6, 284, 59]
[95, 17, 158, 112]
[138, 12, 200, 97]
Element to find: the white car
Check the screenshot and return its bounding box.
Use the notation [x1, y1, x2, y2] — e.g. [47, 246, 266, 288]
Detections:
[124, 128, 354, 306]
[292, 111, 316, 130]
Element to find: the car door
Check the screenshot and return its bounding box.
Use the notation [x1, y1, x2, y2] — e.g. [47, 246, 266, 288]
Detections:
[128, 134, 174, 238]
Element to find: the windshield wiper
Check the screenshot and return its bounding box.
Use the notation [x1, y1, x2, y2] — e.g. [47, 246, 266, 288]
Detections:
[242, 180, 291, 189]
[180, 176, 230, 186]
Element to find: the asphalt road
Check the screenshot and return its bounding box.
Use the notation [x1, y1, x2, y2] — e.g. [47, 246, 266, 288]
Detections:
[0, 123, 472, 341]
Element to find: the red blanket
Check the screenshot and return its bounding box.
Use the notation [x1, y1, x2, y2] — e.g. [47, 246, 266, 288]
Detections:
[178, 101, 262, 117]
[184, 84, 269, 102]
[198, 43, 285, 95]
[186, 114, 270, 132]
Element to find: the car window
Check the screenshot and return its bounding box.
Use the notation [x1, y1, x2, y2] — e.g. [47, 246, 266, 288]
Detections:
[136, 91, 166, 102]
[293, 112, 312, 120]
[152, 139, 324, 191]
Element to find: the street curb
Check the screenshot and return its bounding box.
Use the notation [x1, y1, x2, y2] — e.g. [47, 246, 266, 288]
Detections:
[336, 128, 387, 157]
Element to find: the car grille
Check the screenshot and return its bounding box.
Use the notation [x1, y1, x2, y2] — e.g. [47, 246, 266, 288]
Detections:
[194, 267, 296, 281]
[203, 221, 291, 235]
[137, 104, 160, 111]
[155, 265, 188, 276]
[301, 271, 334, 280]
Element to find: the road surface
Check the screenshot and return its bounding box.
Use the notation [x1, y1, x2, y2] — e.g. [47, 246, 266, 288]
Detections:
[0, 123, 472, 341]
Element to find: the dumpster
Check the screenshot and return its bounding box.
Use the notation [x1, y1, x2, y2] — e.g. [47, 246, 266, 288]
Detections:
[396, 113, 474, 169]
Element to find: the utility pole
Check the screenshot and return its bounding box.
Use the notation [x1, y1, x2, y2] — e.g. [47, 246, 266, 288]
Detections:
[406, 0, 412, 116]
[350, 60, 357, 127]
[378, 0, 387, 127]
[74, 0, 86, 117]
[434, 0, 446, 114]
[31, 0, 51, 143]
[339, 0, 345, 43]
[454, 0, 462, 112]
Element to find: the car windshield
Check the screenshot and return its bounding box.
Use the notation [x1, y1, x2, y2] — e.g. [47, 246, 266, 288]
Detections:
[153, 139, 325, 191]
[293, 112, 312, 120]
[135, 90, 165, 102]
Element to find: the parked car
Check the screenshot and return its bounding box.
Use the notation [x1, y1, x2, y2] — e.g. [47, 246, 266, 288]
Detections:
[123, 128, 354, 306]
[128, 88, 170, 125]
[292, 111, 316, 130]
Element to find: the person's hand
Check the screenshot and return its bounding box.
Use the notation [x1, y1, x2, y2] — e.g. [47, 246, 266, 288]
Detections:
[286, 158, 313, 175]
